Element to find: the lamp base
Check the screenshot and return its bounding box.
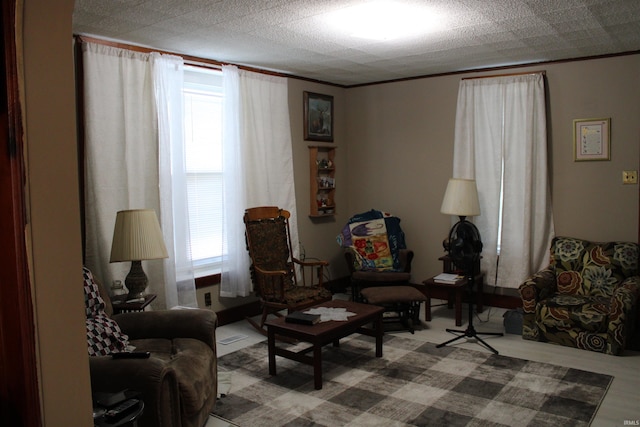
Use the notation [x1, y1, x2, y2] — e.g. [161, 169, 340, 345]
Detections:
[125, 260, 148, 300]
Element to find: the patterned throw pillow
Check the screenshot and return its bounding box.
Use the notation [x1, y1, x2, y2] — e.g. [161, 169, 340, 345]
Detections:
[83, 267, 129, 356]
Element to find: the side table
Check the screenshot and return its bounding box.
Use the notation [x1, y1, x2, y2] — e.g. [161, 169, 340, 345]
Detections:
[420, 275, 483, 327]
[111, 294, 157, 314]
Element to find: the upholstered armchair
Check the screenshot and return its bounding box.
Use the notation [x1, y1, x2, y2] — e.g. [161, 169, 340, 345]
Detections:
[84, 268, 218, 427]
[519, 237, 640, 355]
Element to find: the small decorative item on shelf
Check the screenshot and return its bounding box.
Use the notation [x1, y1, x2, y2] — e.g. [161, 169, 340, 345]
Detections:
[111, 280, 126, 296]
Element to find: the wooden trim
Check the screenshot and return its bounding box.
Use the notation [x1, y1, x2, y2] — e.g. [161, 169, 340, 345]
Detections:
[195, 273, 221, 289]
[214, 279, 521, 328]
[418, 284, 522, 310]
[0, 1, 42, 425]
[345, 50, 640, 88]
[74, 36, 640, 92]
[216, 300, 261, 326]
[73, 35, 344, 88]
[74, 38, 87, 262]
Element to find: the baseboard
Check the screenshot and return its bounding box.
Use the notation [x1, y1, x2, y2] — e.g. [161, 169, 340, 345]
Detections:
[482, 292, 522, 309]
[416, 282, 522, 309]
[215, 277, 350, 326]
[325, 276, 350, 293]
[216, 300, 261, 326]
[215, 277, 522, 327]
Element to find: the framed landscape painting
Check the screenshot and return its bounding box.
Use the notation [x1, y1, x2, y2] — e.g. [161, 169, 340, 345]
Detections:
[304, 91, 333, 142]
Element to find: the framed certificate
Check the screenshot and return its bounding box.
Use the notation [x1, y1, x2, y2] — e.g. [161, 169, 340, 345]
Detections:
[573, 118, 610, 161]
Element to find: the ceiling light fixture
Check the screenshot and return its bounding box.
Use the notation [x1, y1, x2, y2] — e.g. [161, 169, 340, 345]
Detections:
[328, 1, 443, 41]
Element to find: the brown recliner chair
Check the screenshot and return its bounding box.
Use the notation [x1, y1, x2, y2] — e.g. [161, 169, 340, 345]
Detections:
[85, 268, 217, 427]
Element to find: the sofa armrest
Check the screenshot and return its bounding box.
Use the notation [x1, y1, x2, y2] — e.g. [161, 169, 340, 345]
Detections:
[613, 276, 640, 309]
[113, 309, 217, 350]
[519, 265, 556, 314]
[89, 356, 180, 427]
[607, 276, 640, 355]
[398, 249, 414, 273]
[344, 248, 357, 274]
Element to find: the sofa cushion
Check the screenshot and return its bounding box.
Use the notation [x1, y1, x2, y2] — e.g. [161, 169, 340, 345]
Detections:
[128, 338, 174, 359]
[551, 237, 639, 297]
[537, 295, 611, 333]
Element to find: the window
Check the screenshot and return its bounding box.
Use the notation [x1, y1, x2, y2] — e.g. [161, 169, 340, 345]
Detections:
[453, 74, 553, 288]
[183, 66, 223, 277]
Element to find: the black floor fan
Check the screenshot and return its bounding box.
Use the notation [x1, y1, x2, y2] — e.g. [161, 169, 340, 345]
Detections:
[436, 218, 503, 354]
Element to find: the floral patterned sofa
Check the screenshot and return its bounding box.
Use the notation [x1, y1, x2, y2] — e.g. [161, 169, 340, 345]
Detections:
[519, 237, 640, 355]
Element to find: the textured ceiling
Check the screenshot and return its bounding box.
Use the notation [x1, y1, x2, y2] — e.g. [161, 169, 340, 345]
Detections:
[73, 0, 640, 86]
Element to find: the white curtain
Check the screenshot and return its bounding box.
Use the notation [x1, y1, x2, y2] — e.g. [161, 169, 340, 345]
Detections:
[82, 42, 163, 296]
[151, 53, 197, 308]
[453, 73, 554, 288]
[220, 65, 298, 297]
[82, 42, 196, 308]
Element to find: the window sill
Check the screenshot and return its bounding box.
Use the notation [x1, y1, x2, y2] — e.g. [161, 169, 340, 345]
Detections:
[195, 273, 221, 289]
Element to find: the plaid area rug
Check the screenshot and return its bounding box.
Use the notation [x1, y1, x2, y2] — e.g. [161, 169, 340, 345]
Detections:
[212, 335, 612, 427]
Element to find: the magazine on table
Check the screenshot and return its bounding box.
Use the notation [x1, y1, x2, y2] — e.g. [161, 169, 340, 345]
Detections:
[433, 272, 464, 284]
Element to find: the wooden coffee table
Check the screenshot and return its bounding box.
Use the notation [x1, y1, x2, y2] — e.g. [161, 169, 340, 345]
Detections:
[265, 299, 384, 390]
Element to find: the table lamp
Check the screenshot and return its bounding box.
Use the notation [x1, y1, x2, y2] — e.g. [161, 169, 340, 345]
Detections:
[110, 209, 168, 300]
[440, 177, 482, 259]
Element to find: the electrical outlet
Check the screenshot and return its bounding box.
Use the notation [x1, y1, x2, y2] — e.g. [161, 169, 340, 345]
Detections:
[204, 292, 212, 307]
[622, 170, 638, 185]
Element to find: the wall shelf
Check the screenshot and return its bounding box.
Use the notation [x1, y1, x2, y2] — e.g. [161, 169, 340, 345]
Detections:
[309, 145, 336, 217]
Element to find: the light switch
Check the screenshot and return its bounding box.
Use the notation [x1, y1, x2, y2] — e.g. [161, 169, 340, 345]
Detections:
[622, 170, 638, 184]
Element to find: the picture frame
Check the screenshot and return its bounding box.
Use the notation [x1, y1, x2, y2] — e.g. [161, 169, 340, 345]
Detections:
[573, 118, 610, 161]
[304, 91, 333, 142]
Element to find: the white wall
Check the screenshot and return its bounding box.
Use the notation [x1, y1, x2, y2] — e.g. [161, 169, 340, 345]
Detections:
[23, 0, 93, 424]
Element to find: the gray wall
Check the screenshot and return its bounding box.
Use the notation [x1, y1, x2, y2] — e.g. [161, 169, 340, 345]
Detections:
[339, 55, 639, 289]
[201, 54, 639, 309]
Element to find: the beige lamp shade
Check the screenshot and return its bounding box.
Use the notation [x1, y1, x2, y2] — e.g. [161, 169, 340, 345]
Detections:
[110, 209, 169, 262]
[440, 178, 481, 217]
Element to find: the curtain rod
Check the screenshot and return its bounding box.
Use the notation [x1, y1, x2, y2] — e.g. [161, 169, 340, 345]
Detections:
[73, 35, 345, 87]
[76, 35, 258, 73]
[462, 70, 546, 80]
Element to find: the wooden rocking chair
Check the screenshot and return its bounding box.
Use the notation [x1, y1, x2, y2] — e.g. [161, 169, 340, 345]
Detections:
[244, 206, 332, 337]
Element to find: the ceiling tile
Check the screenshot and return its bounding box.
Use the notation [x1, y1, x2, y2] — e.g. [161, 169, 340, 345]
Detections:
[73, 0, 640, 86]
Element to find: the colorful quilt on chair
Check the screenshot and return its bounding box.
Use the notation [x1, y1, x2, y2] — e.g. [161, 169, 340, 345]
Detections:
[337, 209, 407, 271]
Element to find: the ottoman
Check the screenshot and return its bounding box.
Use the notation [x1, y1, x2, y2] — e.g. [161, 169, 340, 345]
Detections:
[360, 285, 426, 333]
